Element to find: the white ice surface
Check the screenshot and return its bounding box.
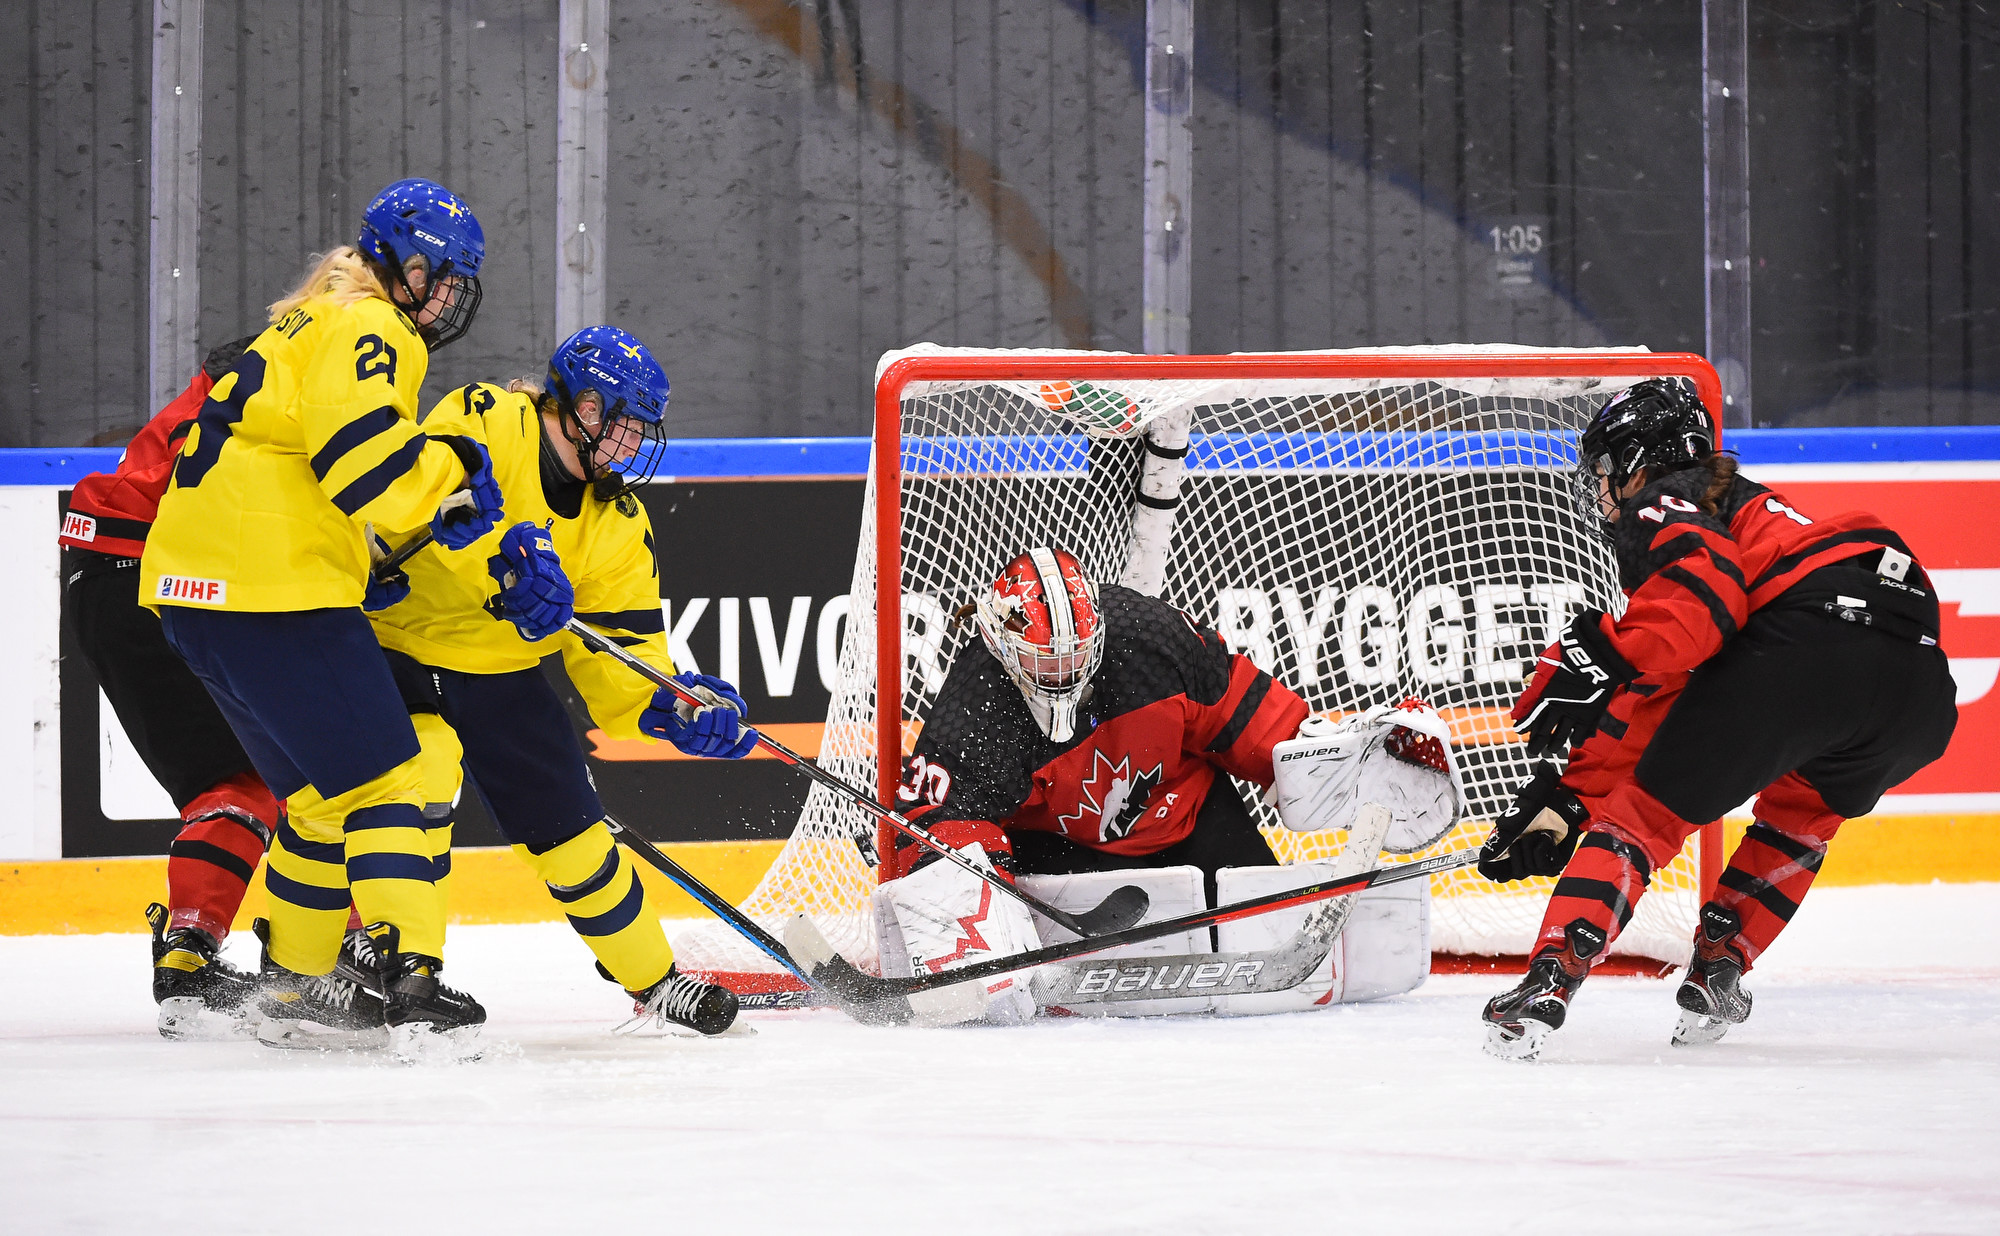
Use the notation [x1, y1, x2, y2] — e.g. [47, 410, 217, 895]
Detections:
[4, 885, 1997, 1235]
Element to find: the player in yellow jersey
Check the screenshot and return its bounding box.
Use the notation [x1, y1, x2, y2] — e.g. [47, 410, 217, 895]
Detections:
[357, 326, 753, 1036]
[139, 178, 507, 1054]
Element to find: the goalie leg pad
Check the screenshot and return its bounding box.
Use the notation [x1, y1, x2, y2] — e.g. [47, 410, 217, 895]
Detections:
[1211, 864, 1431, 1015]
[1018, 866, 1210, 1017]
[873, 842, 1041, 1025]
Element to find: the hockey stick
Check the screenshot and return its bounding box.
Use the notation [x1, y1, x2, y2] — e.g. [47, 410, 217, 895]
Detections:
[601, 813, 811, 985]
[561, 616, 1150, 938]
[376, 527, 438, 575]
[373, 526, 1148, 938]
[1027, 802, 1396, 1007]
[785, 848, 1482, 1026]
[603, 812, 986, 1024]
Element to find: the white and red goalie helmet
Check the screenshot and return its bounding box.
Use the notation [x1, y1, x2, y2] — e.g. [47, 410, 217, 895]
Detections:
[971, 547, 1106, 742]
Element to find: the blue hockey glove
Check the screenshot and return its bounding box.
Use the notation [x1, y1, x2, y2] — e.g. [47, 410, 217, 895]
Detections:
[639, 672, 758, 759]
[485, 521, 574, 641]
[361, 527, 410, 612]
[431, 436, 506, 550]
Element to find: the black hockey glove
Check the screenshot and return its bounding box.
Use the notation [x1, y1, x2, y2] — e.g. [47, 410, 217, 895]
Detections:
[1478, 764, 1591, 883]
[1511, 610, 1639, 759]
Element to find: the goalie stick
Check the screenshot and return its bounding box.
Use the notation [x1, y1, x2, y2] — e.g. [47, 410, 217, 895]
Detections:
[785, 848, 1482, 1026]
[373, 527, 1150, 940]
[1030, 804, 1393, 1008]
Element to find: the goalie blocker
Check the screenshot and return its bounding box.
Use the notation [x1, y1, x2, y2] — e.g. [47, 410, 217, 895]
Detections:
[870, 700, 1462, 1022]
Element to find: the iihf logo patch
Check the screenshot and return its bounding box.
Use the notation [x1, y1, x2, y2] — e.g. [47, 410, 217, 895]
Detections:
[155, 575, 227, 605]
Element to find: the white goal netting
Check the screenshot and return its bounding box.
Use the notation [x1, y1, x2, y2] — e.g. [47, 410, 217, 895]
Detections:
[674, 345, 1720, 981]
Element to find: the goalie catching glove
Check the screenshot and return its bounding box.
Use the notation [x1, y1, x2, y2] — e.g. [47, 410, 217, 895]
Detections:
[1269, 698, 1463, 853]
[1476, 763, 1591, 883]
[639, 672, 758, 759]
[1511, 610, 1638, 758]
[485, 521, 574, 641]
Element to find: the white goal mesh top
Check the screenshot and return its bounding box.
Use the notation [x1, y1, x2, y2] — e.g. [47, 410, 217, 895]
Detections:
[673, 346, 1725, 982]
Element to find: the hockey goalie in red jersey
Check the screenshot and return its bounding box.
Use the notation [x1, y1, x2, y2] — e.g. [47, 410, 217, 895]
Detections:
[1478, 379, 1958, 1059]
[874, 547, 1452, 1022]
[883, 547, 1310, 897]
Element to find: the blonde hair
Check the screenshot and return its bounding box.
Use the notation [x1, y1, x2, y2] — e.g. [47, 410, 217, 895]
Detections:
[266, 246, 393, 322]
[506, 376, 546, 398]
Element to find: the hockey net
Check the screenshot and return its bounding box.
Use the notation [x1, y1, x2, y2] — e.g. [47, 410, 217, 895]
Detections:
[672, 345, 1725, 989]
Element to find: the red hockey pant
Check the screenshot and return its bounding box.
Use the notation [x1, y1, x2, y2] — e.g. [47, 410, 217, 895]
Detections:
[1536, 673, 1844, 972]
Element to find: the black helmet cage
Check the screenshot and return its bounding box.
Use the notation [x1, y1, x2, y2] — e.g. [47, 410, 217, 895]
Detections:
[1570, 378, 1714, 531]
[376, 245, 483, 352]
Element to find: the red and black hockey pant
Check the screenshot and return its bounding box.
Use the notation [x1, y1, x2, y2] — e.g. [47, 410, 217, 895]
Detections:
[1540, 597, 1956, 974]
[63, 551, 282, 940]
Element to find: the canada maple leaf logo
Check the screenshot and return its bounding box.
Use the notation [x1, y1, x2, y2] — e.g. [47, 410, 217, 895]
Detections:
[1057, 750, 1165, 843]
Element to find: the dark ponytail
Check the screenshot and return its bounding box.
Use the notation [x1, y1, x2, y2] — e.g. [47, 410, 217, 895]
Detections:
[1697, 452, 1740, 517]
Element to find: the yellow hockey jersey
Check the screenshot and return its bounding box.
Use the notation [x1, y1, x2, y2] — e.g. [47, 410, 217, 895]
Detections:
[140, 294, 471, 612]
[367, 383, 675, 741]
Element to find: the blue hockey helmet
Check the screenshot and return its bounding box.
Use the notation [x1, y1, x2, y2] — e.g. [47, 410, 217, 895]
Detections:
[357, 178, 486, 350]
[545, 326, 672, 492]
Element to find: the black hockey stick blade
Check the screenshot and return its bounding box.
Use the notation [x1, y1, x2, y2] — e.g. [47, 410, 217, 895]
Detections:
[788, 849, 1482, 1009]
[1060, 882, 1151, 935]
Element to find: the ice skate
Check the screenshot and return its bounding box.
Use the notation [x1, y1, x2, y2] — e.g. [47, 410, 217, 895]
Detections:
[370, 924, 486, 1062]
[1674, 904, 1753, 1046]
[250, 918, 389, 1051]
[622, 965, 743, 1037]
[147, 903, 257, 1040]
[1481, 954, 1587, 1061]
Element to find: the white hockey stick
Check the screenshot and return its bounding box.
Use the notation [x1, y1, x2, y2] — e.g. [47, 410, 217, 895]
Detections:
[1028, 802, 1397, 1007]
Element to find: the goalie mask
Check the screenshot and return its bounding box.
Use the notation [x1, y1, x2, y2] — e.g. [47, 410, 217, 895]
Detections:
[971, 548, 1105, 743]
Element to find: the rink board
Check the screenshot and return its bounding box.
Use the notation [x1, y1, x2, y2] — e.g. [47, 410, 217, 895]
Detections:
[0, 431, 1995, 925]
